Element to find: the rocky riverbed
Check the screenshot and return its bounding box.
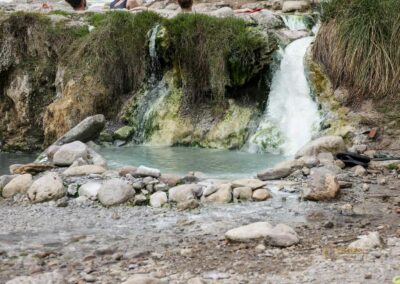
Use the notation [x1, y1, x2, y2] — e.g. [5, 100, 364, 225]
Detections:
[1, 116, 400, 283]
[1, 171, 399, 283]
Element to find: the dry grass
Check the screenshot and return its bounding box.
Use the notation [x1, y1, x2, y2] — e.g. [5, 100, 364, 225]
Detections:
[313, 0, 400, 105]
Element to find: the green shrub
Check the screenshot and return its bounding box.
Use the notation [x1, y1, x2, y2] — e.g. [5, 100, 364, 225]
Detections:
[164, 14, 269, 105]
[313, 0, 400, 104]
[66, 11, 162, 98]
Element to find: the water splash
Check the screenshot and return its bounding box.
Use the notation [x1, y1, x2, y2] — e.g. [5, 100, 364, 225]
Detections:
[247, 37, 321, 156]
[281, 15, 309, 31]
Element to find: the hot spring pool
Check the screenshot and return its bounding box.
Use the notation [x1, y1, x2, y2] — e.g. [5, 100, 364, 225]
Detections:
[1, 146, 286, 178]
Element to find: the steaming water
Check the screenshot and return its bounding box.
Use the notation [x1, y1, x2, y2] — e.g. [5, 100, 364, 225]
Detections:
[247, 36, 320, 156]
[99, 145, 285, 179]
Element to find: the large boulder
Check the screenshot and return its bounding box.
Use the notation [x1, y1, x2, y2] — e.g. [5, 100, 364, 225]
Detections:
[53, 141, 88, 166]
[303, 167, 340, 201]
[27, 172, 65, 203]
[2, 174, 32, 198]
[98, 179, 134, 206]
[63, 165, 106, 176]
[168, 184, 201, 203]
[257, 159, 304, 181]
[202, 183, 232, 204]
[55, 114, 105, 145]
[295, 136, 346, 159]
[150, 191, 168, 208]
[225, 222, 299, 247]
[160, 173, 182, 187]
[282, 0, 310, 12]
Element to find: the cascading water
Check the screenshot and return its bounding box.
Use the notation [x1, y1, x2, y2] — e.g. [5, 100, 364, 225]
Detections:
[247, 35, 321, 156]
[131, 24, 168, 143]
[149, 24, 161, 85]
[281, 15, 308, 31]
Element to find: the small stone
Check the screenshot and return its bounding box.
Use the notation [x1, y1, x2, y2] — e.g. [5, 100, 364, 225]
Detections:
[255, 243, 266, 252]
[233, 186, 253, 201]
[339, 203, 354, 216]
[203, 184, 232, 204]
[180, 248, 192, 256]
[159, 173, 182, 186]
[352, 165, 367, 176]
[363, 183, 370, 191]
[79, 181, 102, 200]
[134, 194, 147, 205]
[231, 178, 266, 190]
[348, 231, 382, 250]
[53, 141, 88, 166]
[177, 199, 200, 210]
[95, 247, 115, 256]
[302, 167, 310, 176]
[63, 165, 106, 176]
[121, 274, 161, 284]
[323, 221, 334, 229]
[187, 277, 206, 284]
[335, 159, 346, 169]
[252, 188, 272, 201]
[378, 178, 387, 185]
[118, 166, 137, 177]
[154, 183, 168, 192]
[364, 274, 372, 279]
[149, 192, 168, 208]
[113, 126, 135, 141]
[98, 179, 134, 206]
[135, 166, 161, 178]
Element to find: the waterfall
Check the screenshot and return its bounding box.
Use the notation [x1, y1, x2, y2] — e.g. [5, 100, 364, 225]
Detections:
[149, 24, 161, 85]
[247, 36, 321, 156]
[131, 24, 167, 143]
[281, 15, 309, 31]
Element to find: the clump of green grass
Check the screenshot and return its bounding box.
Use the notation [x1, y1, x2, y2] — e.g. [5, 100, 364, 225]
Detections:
[164, 14, 270, 105]
[313, 0, 400, 104]
[66, 12, 162, 109]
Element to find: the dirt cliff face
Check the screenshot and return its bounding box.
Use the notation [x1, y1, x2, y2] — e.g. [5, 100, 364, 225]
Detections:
[0, 11, 278, 152]
[0, 13, 60, 151]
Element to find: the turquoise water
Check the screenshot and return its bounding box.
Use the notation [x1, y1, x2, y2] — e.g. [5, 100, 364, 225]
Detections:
[0, 146, 285, 178]
[0, 152, 37, 175]
[99, 146, 285, 179]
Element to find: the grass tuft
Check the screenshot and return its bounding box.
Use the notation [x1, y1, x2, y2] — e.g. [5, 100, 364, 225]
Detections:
[313, 0, 400, 104]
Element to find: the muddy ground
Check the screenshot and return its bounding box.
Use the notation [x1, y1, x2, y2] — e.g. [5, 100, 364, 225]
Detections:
[1, 171, 399, 283]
